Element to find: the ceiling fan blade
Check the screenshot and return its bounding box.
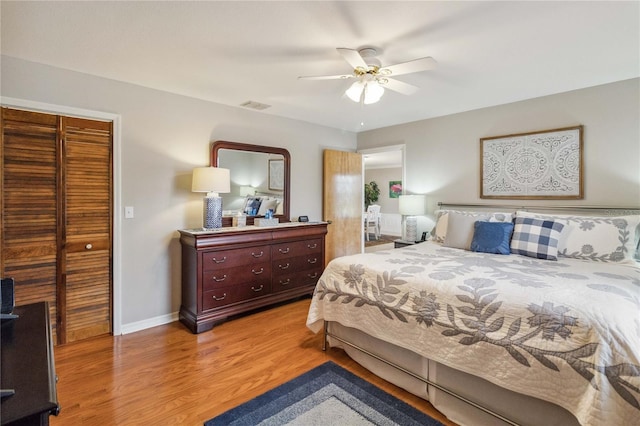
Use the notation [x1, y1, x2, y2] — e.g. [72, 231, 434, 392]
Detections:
[337, 48, 368, 70]
[380, 57, 437, 77]
[298, 74, 354, 80]
[379, 78, 419, 96]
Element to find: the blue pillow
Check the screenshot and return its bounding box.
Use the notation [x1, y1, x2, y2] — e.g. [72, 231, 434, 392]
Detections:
[470, 221, 514, 255]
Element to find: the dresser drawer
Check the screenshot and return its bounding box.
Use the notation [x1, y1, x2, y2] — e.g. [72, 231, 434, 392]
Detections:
[272, 267, 322, 292]
[271, 238, 322, 260]
[203, 262, 271, 291]
[272, 253, 321, 274]
[203, 281, 271, 311]
[202, 246, 270, 271]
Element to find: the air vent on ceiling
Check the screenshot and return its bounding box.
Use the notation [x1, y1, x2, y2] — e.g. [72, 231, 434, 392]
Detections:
[240, 101, 271, 110]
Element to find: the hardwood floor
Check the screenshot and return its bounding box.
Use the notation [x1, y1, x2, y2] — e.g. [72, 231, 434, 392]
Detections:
[50, 298, 456, 425]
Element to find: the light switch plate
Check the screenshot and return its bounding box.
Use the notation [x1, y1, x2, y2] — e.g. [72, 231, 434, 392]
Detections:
[125, 206, 134, 219]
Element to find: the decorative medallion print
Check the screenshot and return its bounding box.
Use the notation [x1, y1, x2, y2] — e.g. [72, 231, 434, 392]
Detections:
[481, 126, 583, 199]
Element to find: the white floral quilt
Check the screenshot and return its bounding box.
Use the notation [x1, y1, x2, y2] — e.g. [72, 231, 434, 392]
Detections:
[306, 241, 640, 425]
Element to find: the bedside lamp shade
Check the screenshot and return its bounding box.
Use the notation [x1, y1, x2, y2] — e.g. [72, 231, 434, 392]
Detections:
[192, 167, 230, 229]
[398, 195, 426, 242]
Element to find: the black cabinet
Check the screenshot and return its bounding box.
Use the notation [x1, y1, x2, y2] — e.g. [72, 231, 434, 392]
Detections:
[1, 302, 59, 425]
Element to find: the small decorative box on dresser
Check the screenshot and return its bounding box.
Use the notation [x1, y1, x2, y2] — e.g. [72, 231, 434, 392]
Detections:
[179, 222, 327, 333]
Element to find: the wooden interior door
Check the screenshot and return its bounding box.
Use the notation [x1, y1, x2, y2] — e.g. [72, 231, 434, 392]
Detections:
[323, 149, 362, 264]
[1, 108, 60, 341]
[61, 117, 112, 343]
[1, 108, 112, 344]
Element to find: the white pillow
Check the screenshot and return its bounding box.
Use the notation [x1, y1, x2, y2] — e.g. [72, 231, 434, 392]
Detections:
[432, 210, 513, 243]
[515, 211, 640, 264]
[257, 198, 278, 216]
[443, 212, 490, 250]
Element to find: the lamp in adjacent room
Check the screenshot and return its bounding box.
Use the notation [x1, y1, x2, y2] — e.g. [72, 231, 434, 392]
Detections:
[192, 167, 230, 230]
[398, 194, 426, 242]
[239, 185, 255, 197]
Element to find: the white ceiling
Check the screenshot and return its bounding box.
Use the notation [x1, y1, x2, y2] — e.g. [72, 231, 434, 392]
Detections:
[1, 1, 638, 133]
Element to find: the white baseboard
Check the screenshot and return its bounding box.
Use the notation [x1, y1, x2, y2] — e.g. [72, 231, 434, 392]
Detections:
[120, 311, 179, 335]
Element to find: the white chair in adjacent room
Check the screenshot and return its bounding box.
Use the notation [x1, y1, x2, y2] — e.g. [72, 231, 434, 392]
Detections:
[365, 204, 381, 241]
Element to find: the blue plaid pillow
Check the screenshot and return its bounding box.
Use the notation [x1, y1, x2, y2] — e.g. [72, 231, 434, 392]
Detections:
[510, 217, 565, 260]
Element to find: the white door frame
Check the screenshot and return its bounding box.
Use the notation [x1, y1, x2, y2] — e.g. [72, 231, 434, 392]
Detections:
[1, 96, 123, 335]
[358, 144, 406, 249]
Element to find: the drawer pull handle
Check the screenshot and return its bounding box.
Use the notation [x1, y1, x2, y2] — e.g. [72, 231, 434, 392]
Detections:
[212, 293, 227, 301]
[252, 268, 264, 275]
[308, 243, 317, 249]
[279, 262, 290, 270]
[212, 256, 227, 264]
[251, 285, 264, 292]
[280, 279, 291, 286]
[251, 251, 264, 258]
[278, 247, 290, 254]
[85, 243, 93, 250]
[308, 272, 319, 279]
[213, 274, 227, 282]
[307, 258, 318, 264]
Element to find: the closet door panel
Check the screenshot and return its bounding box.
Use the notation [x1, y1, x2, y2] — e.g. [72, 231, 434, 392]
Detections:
[1, 109, 59, 340]
[62, 117, 112, 343]
[2, 109, 113, 344]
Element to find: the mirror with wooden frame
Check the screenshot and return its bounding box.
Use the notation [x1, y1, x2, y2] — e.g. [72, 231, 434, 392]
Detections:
[211, 141, 290, 226]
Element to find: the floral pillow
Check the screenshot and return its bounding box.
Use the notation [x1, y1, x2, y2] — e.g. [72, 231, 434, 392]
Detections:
[515, 211, 640, 264]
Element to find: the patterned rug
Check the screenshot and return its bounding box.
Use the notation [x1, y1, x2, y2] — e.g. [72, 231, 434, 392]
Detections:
[365, 234, 397, 247]
[204, 361, 444, 426]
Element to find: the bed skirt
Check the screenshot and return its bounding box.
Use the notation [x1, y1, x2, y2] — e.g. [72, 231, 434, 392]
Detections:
[325, 321, 580, 426]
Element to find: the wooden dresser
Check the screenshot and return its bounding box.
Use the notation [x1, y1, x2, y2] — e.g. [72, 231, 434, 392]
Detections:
[179, 222, 328, 333]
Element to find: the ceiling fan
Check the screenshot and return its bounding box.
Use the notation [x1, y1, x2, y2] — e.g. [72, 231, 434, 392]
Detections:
[298, 48, 437, 104]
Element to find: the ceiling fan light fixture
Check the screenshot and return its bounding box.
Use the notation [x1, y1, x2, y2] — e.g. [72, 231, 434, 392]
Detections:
[363, 81, 384, 104]
[346, 81, 365, 102]
[346, 80, 384, 104]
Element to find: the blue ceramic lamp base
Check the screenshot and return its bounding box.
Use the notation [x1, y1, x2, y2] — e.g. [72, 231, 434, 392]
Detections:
[203, 196, 223, 229]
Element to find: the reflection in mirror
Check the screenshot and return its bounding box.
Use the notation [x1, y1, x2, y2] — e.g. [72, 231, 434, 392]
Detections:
[211, 141, 290, 226]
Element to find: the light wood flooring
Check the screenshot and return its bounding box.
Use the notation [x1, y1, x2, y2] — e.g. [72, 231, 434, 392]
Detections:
[50, 298, 456, 426]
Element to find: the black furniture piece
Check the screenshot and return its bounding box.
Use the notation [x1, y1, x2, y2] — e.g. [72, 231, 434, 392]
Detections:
[394, 239, 419, 248]
[1, 302, 60, 425]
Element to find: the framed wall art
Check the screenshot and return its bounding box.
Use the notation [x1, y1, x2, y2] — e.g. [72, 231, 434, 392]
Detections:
[268, 159, 284, 191]
[389, 180, 402, 198]
[480, 125, 583, 199]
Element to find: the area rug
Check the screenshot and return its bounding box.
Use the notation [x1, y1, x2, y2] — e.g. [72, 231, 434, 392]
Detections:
[205, 361, 444, 426]
[364, 234, 397, 247]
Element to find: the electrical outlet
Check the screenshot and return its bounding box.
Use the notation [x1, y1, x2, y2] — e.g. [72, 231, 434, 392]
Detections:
[125, 206, 134, 219]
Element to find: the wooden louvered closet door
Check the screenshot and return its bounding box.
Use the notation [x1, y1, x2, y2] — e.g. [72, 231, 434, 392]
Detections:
[1, 108, 113, 344]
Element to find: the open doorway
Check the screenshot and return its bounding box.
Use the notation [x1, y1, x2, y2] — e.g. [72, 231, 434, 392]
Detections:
[359, 145, 405, 253]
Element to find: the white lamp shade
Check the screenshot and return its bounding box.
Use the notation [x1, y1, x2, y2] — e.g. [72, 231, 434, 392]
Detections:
[345, 80, 385, 104]
[346, 81, 365, 102]
[239, 185, 255, 197]
[398, 195, 426, 216]
[363, 81, 384, 104]
[192, 167, 230, 194]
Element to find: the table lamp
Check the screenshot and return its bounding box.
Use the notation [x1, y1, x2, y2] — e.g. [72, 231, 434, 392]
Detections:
[192, 167, 230, 229]
[398, 194, 426, 242]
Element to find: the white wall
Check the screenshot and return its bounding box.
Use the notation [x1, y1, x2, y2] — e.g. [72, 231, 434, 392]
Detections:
[1, 55, 356, 331]
[358, 78, 640, 237]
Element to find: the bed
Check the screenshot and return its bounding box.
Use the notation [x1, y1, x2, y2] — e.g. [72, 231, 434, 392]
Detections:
[306, 204, 640, 426]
